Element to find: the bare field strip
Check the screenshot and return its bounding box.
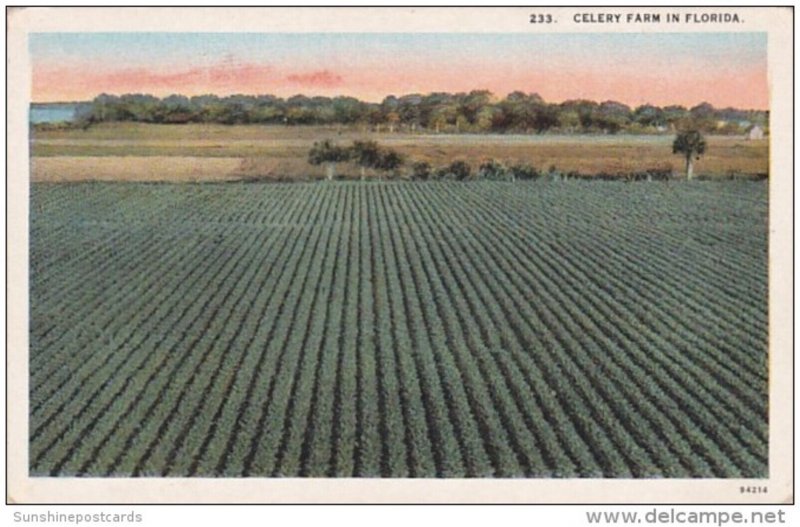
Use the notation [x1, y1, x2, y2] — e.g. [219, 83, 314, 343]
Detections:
[31, 157, 246, 183]
[29, 180, 768, 478]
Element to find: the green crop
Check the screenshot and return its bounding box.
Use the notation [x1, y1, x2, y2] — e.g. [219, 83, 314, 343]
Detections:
[30, 180, 768, 478]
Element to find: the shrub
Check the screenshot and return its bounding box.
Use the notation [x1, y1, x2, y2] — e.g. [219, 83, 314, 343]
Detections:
[308, 140, 351, 180]
[375, 150, 404, 178]
[447, 160, 472, 181]
[478, 159, 510, 181]
[509, 163, 539, 180]
[32, 121, 87, 132]
[411, 161, 432, 180]
[349, 141, 403, 179]
[594, 171, 617, 181]
[647, 168, 673, 181]
[547, 165, 562, 181]
[433, 166, 451, 180]
[351, 140, 381, 179]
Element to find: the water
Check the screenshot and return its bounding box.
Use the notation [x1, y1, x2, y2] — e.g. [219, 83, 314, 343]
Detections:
[30, 104, 78, 124]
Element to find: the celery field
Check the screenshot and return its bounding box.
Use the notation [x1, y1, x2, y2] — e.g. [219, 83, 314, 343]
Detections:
[29, 180, 768, 478]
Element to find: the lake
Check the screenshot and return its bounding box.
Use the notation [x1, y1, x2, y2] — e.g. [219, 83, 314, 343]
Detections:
[30, 104, 79, 124]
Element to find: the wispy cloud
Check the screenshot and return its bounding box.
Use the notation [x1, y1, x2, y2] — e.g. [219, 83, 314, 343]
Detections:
[102, 63, 274, 88]
[286, 69, 344, 88]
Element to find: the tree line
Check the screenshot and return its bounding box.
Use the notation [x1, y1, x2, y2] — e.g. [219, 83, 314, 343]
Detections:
[72, 91, 768, 135]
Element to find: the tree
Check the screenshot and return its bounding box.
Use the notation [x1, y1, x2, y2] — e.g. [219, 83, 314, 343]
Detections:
[561, 99, 598, 131]
[308, 140, 350, 180]
[332, 96, 366, 124]
[672, 130, 706, 180]
[398, 94, 423, 131]
[532, 104, 559, 134]
[689, 102, 717, 132]
[557, 109, 581, 132]
[499, 91, 536, 132]
[375, 150, 404, 178]
[662, 105, 689, 130]
[385, 112, 400, 133]
[429, 106, 454, 133]
[351, 140, 382, 179]
[594, 100, 631, 134]
[460, 89, 493, 124]
[633, 104, 664, 128]
[475, 105, 499, 132]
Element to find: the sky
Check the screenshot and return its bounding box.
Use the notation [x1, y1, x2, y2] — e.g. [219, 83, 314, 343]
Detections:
[30, 32, 768, 109]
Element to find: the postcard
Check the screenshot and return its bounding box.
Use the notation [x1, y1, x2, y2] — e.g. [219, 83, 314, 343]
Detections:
[6, 6, 793, 504]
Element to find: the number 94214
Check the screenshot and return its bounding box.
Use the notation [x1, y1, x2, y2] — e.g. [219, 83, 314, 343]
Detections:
[740, 486, 768, 494]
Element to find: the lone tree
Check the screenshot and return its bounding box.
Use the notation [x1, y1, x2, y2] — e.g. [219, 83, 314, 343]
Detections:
[673, 130, 706, 180]
[308, 140, 350, 180]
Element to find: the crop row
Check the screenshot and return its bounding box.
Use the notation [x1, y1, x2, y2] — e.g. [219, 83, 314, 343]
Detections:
[30, 181, 769, 478]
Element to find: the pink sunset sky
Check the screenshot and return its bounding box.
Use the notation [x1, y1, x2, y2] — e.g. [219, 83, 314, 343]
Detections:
[30, 33, 769, 109]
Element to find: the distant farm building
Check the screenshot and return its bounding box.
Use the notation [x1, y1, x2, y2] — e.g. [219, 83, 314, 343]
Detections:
[747, 125, 765, 140]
